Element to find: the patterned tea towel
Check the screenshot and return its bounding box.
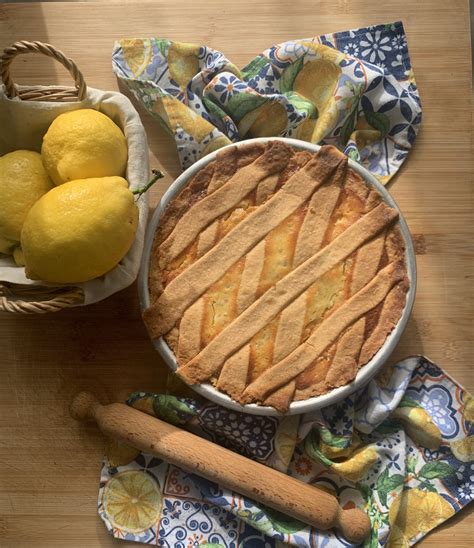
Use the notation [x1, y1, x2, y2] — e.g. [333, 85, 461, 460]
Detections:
[98, 356, 473, 547]
[112, 21, 422, 184]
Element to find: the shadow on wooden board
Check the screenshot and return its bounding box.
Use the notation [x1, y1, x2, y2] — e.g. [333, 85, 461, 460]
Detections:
[0, 2, 75, 91]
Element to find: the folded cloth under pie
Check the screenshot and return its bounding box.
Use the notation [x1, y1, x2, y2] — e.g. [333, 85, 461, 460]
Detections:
[98, 356, 473, 546]
[112, 21, 422, 184]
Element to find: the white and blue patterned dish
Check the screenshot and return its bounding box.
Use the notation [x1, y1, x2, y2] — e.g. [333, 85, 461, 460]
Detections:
[138, 137, 417, 415]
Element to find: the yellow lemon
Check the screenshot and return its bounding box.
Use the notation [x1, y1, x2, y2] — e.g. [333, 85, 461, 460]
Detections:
[296, 96, 339, 143]
[407, 68, 417, 86]
[130, 395, 155, 415]
[299, 42, 346, 65]
[450, 436, 474, 462]
[296, 117, 317, 142]
[462, 394, 474, 422]
[389, 489, 454, 541]
[121, 38, 153, 77]
[102, 471, 162, 533]
[275, 416, 299, 466]
[239, 101, 288, 138]
[313, 97, 340, 142]
[13, 246, 25, 267]
[331, 445, 378, 482]
[159, 95, 214, 143]
[387, 525, 410, 548]
[376, 174, 392, 185]
[293, 59, 341, 113]
[168, 42, 200, 89]
[0, 236, 16, 255]
[0, 150, 53, 245]
[42, 109, 127, 185]
[21, 176, 138, 283]
[392, 407, 441, 450]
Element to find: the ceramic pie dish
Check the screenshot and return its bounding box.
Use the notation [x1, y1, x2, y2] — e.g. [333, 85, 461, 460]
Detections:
[139, 137, 416, 416]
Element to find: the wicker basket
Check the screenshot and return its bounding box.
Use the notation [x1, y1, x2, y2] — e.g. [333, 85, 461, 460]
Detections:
[0, 41, 98, 313]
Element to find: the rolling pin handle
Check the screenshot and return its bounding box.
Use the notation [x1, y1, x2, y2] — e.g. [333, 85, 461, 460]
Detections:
[70, 391, 102, 422]
[336, 507, 372, 544]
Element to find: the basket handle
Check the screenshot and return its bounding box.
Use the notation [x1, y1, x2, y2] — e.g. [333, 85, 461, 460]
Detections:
[0, 40, 87, 101]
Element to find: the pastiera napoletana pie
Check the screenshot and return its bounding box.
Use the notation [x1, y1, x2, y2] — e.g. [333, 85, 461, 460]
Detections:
[143, 141, 409, 412]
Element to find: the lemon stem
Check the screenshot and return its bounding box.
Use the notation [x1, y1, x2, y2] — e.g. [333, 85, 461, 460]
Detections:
[132, 169, 164, 199]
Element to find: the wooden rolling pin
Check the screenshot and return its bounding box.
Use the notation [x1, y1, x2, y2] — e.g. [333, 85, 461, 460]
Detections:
[71, 392, 371, 543]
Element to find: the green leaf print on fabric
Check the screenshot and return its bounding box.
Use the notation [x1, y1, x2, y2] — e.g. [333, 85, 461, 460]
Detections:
[398, 395, 422, 408]
[406, 454, 418, 474]
[374, 419, 402, 435]
[348, 148, 359, 161]
[419, 481, 438, 493]
[264, 507, 305, 534]
[155, 38, 171, 57]
[280, 56, 305, 93]
[152, 395, 197, 426]
[202, 96, 229, 121]
[235, 508, 274, 535]
[340, 105, 359, 145]
[356, 482, 371, 503]
[226, 93, 268, 122]
[377, 468, 405, 507]
[284, 91, 318, 119]
[319, 426, 351, 449]
[366, 525, 380, 548]
[241, 56, 269, 81]
[418, 461, 456, 480]
[364, 110, 390, 138]
[304, 429, 333, 467]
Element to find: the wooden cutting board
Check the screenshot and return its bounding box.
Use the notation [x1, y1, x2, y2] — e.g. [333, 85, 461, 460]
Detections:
[0, 1, 472, 546]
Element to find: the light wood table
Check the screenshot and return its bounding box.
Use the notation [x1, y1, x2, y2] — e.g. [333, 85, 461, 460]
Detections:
[0, 1, 472, 546]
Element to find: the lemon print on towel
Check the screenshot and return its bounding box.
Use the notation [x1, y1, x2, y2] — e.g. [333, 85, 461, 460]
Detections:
[274, 415, 299, 468]
[222, 92, 287, 138]
[239, 100, 288, 138]
[105, 438, 140, 468]
[155, 95, 221, 144]
[461, 392, 474, 422]
[121, 38, 154, 78]
[387, 488, 454, 545]
[450, 435, 474, 463]
[392, 406, 442, 451]
[283, 44, 343, 143]
[331, 445, 379, 482]
[102, 471, 162, 533]
[168, 42, 200, 89]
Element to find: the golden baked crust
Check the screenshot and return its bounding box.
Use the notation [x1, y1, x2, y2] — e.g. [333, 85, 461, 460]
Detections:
[144, 142, 409, 412]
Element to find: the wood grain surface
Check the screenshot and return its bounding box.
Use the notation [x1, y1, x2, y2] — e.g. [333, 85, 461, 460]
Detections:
[0, 1, 472, 546]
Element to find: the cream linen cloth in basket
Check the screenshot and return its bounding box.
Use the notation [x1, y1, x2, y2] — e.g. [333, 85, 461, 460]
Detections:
[0, 86, 149, 305]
